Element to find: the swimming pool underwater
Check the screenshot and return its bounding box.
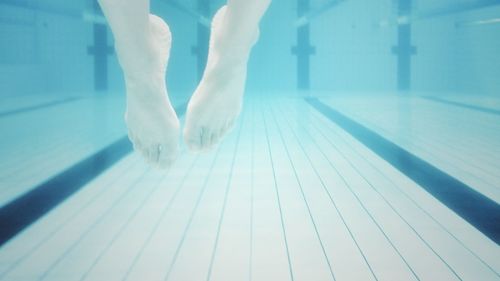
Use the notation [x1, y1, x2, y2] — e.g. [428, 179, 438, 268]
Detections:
[1, 0, 500, 279]
[0, 92, 498, 281]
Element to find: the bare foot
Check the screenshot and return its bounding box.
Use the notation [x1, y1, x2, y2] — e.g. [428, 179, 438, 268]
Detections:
[183, 6, 258, 151]
[117, 15, 180, 168]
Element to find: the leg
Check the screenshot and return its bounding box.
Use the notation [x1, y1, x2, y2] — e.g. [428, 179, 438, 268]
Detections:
[183, 0, 271, 151]
[98, 0, 180, 168]
[97, 0, 149, 49]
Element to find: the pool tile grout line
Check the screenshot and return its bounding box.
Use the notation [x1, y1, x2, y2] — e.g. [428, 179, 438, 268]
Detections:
[0, 102, 188, 247]
[305, 97, 500, 245]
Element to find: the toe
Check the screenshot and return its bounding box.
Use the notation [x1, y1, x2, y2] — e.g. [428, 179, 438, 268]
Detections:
[138, 147, 150, 163]
[209, 131, 220, 148]
[132, 139, 144, 154]
[225, 119, 236, 132]
[200, 127, 213, 150]
[184, 127, 203, 152]
[148, 145, 161, 163]
[132, 141, 141, 152]
[128, 132, 140, 148]
[129, 134, 149, 156]
[138, 145, 158, 165]
[158, 140, 179, 168]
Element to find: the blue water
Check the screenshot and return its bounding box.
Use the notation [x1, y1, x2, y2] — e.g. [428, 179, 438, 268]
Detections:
[0, 1, 499, 280]
[1, 0, 499, 96]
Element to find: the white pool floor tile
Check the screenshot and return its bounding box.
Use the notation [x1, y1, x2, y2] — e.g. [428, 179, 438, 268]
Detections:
[0, 95, 127, 207]
[0, 94, 498, 281]
[321, 94, 500, 203]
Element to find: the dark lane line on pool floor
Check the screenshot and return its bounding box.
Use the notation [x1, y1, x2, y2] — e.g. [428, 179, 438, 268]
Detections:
[0, 102, 188, 247]
[422, 96, 500, 116]
[306, 97, 500, 245]
[0, 97, 83, 118]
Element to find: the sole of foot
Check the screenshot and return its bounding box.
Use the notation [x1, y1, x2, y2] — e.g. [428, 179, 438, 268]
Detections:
[183, 6, 257, 152]
[120, 15, 180, 168]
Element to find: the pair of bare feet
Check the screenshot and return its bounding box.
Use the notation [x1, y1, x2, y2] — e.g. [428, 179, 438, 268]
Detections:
[120, 6, 254, 168]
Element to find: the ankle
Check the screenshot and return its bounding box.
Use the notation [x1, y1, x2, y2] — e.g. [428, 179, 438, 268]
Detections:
[210, 27, 259, 63]
[203, 54, 246, 85]
[126, 75, 167, 99]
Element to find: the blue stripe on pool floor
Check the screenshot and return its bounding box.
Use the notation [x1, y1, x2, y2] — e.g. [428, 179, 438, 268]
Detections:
[0, 102, 188, 247]
[306, 97, 500, 245]
[422, 96, 500, 116]
[0, 97, 83, 118]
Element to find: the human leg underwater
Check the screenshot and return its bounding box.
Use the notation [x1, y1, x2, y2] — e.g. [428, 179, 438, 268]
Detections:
[183, 0, 271, 151]
[98, 0, 180, 168]
[98, 0, 271, 167]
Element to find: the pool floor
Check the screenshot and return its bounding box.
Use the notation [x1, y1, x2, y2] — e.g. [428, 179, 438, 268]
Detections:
[0, 93, 498, 281]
